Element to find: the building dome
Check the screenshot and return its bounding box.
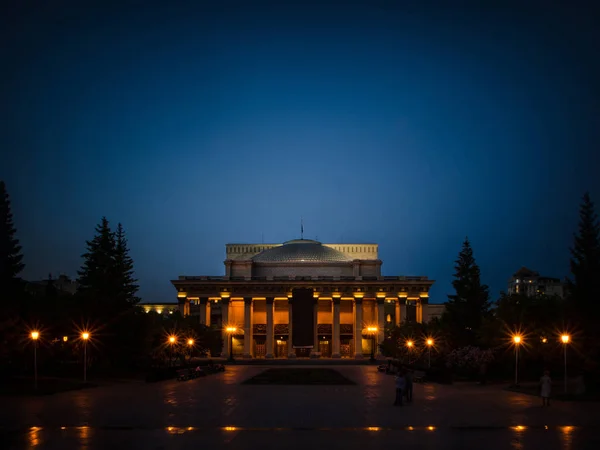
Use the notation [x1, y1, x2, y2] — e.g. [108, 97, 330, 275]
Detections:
[252, 239, 352, 263]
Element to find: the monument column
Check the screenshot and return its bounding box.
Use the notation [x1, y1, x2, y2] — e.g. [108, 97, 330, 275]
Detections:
[332, 297, 341, 358]
[395, 298, 401, 326]
[265, 298, 274, 358]
[287, 298, 296, 358]
[220, 298, 230, 358]
[376, 298, 385, 358]
[311, 298, 319, 358]
[243, 297, 253, 358]
[354, 297, 363, 359]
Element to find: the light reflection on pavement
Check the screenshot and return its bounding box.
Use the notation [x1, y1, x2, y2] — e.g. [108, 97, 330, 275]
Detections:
[1, 365, 599, 449]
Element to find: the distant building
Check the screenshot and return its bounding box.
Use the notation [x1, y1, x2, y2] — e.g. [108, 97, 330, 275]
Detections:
[507, 267, 565, 298]
[26, 274, 79, 296]
[140, 302, 178, 316]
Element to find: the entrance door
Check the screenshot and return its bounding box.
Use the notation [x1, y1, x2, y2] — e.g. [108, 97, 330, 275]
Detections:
[254, 341, 266, 358]
[275, 339, 287, 358]
[340, 338, 353, 358]
[319, 340, 331, 357]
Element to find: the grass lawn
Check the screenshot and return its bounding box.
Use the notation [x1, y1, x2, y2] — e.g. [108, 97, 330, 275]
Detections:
[0, 377, 98, 396]
[242, 368, 356, 385]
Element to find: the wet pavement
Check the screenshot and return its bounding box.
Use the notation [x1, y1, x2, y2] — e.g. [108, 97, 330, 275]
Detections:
[1, 365, 599, 449]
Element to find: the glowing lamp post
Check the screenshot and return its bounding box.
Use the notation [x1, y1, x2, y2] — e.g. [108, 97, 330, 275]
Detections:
[406, 340, 414, 365]
[513, 335, 522, 386]
[561, 334, 570, 394]
[366, 327, 378, 362]
[82, 332, 90, 382]
[226, 327, 237, 361]
[30, 331, 39, 390]
[187, 338, 195, 363]
[426, 338, 434, 368]
[168, 335, 177, 367]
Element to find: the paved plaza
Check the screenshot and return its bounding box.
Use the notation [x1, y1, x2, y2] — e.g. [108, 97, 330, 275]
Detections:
[1, 365, 600, 449]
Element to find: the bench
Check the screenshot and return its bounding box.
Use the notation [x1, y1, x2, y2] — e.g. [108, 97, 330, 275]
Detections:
[413, 370, 426, 383]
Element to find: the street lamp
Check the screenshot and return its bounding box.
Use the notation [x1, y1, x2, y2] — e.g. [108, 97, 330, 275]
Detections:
[226, 327, 237, 361]
[426, 338, 434, 368]
[512, 335, 522, 386]
[406, 340, 414, 365]
[561, 334, 570, 394]
[366, 327, 378, 362]
[187, 338, 194, 363]
[82, 332, 90, 383]
[30, 331, 39, 390]
[167, 335, 177, 367]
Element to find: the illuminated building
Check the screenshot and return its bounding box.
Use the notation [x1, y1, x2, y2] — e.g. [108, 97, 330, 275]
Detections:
[171, 239, 438, 359]
[507, 267, 565, 298]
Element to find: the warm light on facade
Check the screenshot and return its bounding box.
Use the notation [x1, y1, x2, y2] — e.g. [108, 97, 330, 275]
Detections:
[31, 331, 39, 340]
[63, 336, 68, 342]
[187, 339, 194, 346]
[226, 327, 237, 333]
[168, 335, 177, 344]
[426, 338, 433, 346]
[406, 340, 414, 348]
[561, 334, 570, 344]
[513, 335, 522, 344]
[366, 326, 378, 333]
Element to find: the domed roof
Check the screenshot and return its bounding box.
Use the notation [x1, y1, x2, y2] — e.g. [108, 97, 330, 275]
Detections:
[252, 239, 352, 263]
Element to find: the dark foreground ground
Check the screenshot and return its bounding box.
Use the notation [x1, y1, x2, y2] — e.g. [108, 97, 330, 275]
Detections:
[1, 365, 599, 449]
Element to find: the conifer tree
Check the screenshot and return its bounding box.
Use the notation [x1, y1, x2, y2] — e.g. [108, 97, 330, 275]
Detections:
[0, 180, 25, 296]
[568, 192, 600, 325]
[77, 217, 117, 301]
[114, 223, 140, 305]
[443, 237, 490, 346]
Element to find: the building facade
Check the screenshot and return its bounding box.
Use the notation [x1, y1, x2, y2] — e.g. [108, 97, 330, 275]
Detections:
[171, 239, 438, 359]
[507, 267, 565, 298]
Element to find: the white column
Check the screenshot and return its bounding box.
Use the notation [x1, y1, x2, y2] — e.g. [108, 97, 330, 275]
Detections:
[376, 298, 385, 358]
[199, 298, 209, 325]
[400, 298, 407, 325]
[265, 298, 274, 358]
[420, 296, 429, 323]
[221, 299, 230, 358]
[354, 299, 363, 359]
[311, 299, 319, 357]
[288, 299, 295, 358]
[243, 298, 252, 358]
[332, 298, 341, 358]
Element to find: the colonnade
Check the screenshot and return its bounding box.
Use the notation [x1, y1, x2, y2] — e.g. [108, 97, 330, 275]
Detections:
[188, 294, 427, 359]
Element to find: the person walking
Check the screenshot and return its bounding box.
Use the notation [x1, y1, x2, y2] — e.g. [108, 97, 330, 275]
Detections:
[404, 367, 414, 402]
[540, 370, 552, 407]
[394, 370, 406, 406]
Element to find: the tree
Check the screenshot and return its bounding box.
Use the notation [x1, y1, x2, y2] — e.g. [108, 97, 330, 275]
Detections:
[568, 192, 600, 326]
[443, 237, 490, 347]
[114, 223, 140, 305]
[0, 180, 24, 296]
[77, 217, 118, 313]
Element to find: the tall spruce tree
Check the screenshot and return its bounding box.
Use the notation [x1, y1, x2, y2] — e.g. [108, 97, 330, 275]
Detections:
[114, 223, 140, 305]
[0, 180, 25, 295]
[568, 192, 600, 327]
[77, 217, 117, 302]
[443, 237, 490, 347]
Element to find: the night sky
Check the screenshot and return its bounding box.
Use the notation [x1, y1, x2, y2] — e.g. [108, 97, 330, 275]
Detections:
[2, 1, 599, 304]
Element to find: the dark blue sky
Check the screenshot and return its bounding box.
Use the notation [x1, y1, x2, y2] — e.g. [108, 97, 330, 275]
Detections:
[2, 1, 599, 303]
